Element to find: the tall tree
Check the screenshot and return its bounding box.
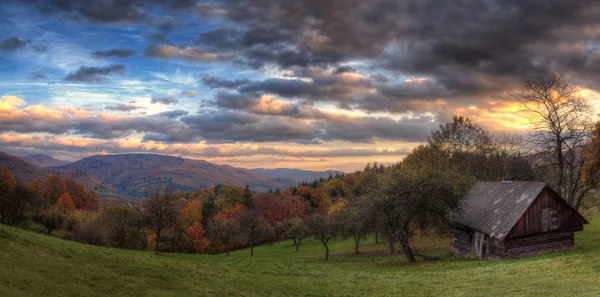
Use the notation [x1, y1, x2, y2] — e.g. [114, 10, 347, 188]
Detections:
[0, 166, 17, 224]
[373, 149, 474, 263]
[45, 175, 66, 205]
[339, 198, 375, 255]
[513, 74, 592, 209]
[144, 187, 179, 254]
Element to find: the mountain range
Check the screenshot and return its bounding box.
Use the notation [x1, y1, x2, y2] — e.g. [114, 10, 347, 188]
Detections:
[250, 168, 344, 183]
[0, 152, 342, 198]
[21, 154, 70, 167]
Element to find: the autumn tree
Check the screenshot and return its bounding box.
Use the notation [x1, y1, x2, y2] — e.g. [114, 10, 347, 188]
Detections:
[209, 204, 243, 256]
[240, 208, 270, 257]
[45, 175, 67, 205]
[57, 193, 76, 212]
[513, 74, 593, 209]
[86, 190, 99, 210]
[65, 179, 88, 209]
[100, 204, 145, 249]
[0, 166, 17, 224]
[144, 187, 179, 254]
[187, 222, 210, 253]
[306, 214, 339, 260]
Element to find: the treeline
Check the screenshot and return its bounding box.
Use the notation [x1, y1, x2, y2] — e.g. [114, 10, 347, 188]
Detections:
[0, 170, 98, 231]
[0, 114, 536, 262]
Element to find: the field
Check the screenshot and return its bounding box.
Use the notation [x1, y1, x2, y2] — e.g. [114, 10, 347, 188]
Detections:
[1, 218, 600, 297]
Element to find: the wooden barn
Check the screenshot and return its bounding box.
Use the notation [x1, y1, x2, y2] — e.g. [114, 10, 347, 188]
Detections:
[449, 181, 588, 259]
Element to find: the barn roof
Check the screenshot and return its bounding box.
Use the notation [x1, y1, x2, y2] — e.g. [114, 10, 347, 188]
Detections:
[450, 181, 547, 240]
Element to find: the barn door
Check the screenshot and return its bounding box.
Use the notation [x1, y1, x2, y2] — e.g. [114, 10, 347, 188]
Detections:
[471, 231, 487, 258]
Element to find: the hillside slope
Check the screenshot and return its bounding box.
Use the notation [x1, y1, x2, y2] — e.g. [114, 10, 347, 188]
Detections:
[0, 151, 102, 190]
[58, 154, 294, 196]
[0, 218, 599, 296]
[250, 168, 344, 183]
[0, 151, 50, 182]
[21, 154, 70, 167]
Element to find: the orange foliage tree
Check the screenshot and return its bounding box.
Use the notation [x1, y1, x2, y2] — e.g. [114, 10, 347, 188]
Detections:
[57, 193, 76, 211]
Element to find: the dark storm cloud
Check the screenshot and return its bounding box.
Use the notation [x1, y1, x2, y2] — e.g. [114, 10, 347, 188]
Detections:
[151, 95, 178, 105]
[92, 48, 136, 58]
[64, 64, 126, 82]
[189, 0, 600, 111]
[181, 110, 317, 143]
[157, 109, 189, 119]
[333, 66, 356, 75]
[239, 79, 317, 97]
[17, 0, 197, 23]
[0, 37, 26, 51]
[200, 74, 251, 89]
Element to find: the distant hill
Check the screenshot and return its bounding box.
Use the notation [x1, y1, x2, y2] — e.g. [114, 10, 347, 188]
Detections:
[250, 168, 344, 184]
[0, 151, 52, 182]
[57, 154, 296, 197]
[21, 154, 70, 167]
[0, 151, 101, 189]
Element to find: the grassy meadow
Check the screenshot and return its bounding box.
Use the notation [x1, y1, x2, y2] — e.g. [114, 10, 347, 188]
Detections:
[1, 217, 600, 296]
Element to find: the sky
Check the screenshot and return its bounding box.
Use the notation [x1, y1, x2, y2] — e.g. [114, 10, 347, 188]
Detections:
[1, 0, 600, 172]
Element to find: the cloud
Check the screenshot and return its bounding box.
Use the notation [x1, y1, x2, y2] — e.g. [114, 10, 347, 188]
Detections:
[0, 37, 26, 51]
[63, 64, 126, 82]
[148, 32, 168, 43]
[31, 71, 47, 80]
[1, 96, 26, 107]
[17, 0, 197, 23]
[144, 44, 222, 62]
[151, 95, 178, 105]
[31, 44, 47, 53]
[181, 90, 199, 96]
[200, 74, 251, 89]
[0, 133, 410, 160]
[105, 103, 143, 111]
[157, 109, 189, 119]
[92, 48, 136, 58]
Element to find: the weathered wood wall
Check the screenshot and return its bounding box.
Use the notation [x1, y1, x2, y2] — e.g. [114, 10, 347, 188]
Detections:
[505, 231, 575, 258]
[450, 227, 472, 255]
[507, 187, 587, 239]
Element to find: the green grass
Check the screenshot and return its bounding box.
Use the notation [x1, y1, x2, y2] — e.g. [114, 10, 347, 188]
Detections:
[1, 219, 600, 297]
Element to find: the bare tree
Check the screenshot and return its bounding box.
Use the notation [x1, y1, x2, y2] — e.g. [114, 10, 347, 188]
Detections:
[513, 74, 593, 209]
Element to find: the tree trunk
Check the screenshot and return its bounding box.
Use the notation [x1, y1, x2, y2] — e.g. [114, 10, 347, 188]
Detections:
[353, 234, 360, 254]
[322, 238, 329, 260]
[250, 245, 254, 257]
[556, 136, 564, 197]
[375, 232, 378, 244]
[387, 238, 395, 254]
[401, 241, 415, 263]
[295, 238, 301, 251]
[155, 230, 161, 255]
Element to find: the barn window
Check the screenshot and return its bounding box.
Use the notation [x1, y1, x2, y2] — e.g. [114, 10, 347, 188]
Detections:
[541, 208, 559, 232]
